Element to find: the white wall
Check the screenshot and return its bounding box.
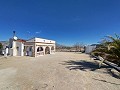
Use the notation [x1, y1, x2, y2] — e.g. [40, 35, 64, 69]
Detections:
[16, 42, 24, 56]
[35, 38, 55, 43]
[9, 40, 24, 56]
[27, 37, 55, 44]
[20, 42, 24, 56]
[85, 45, 96, 54]
[12, 41, 17, 56]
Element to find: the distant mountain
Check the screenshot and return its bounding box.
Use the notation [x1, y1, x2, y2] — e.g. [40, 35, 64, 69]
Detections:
[0, 41, 9, 44]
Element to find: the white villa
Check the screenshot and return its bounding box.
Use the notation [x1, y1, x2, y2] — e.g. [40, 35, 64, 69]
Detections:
[8, 33, 55, 57]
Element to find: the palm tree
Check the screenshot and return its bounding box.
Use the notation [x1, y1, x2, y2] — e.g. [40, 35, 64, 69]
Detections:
[92, 34, 120, 66]
[107, 35, 120, 66]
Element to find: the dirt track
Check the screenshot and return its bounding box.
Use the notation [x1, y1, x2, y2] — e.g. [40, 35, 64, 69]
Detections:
[0, 52, 120, 90]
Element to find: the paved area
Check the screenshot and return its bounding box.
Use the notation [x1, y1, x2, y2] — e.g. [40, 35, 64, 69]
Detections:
[0, 52, 120, 90]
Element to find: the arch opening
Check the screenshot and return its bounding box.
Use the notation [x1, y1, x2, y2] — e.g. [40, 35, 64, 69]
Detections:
[37, 47, 43, 52]
[51, 46, 54, 50]
[45, 47, 50, 54]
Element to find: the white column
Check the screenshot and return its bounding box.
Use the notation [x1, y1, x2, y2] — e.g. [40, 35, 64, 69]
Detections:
[34, 44, 37, 57]
[43, 46, 46, 55]
[12, 41, 17, 56]
[49, 46, 52, 54]
[20, 42, 24, 56]
[54, 44, 56, 53]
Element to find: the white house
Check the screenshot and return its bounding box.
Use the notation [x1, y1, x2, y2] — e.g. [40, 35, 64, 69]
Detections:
[9, 38, 25, 56]
[24, 37, 55, 57]
[8, 33, 55, 57]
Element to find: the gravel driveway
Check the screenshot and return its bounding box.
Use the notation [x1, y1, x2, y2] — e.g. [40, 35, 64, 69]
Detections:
[0, 52, 120, 90]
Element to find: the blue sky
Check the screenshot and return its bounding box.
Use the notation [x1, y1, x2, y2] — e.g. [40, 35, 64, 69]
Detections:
[0, 0, 120, 46]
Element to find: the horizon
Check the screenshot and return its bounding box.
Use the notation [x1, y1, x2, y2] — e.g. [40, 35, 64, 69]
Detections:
[0, 0, 120, 46]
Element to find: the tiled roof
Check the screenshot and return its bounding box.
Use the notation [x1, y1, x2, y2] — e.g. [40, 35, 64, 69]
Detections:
[16, 39, 26, 42]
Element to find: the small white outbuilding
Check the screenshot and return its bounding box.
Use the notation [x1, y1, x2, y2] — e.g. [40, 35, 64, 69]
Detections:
[85, 45, 96, 54]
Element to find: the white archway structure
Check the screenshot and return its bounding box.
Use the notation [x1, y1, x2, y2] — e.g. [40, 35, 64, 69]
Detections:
[24, 37, 55, 57]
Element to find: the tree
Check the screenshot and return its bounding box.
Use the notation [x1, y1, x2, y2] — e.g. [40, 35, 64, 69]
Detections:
[74, 43, 80, 52]
[106, 35, 120, 66]
[92, 34, 120, 66]
[0, 43, 3, 49]
[73, 42, 85, 52]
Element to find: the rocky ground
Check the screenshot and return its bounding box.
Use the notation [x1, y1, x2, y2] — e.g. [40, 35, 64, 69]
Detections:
[0, 52, 120, 90]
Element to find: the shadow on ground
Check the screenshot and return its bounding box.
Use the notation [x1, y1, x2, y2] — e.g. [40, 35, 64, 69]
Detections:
[92, 78, 120, 85]
[61, 60, 110, 71]
[61, 60, 120, 79]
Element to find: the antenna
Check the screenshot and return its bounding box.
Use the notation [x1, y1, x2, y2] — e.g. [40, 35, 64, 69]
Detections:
[13, 31, 16, 36]
[13, 31, 18, 40]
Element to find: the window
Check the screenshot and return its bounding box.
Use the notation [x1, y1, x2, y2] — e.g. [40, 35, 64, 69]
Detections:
[17, 47, 19, 51]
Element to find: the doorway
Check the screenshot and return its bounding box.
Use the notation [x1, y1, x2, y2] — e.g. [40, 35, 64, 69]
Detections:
[45, 47, 50, 54]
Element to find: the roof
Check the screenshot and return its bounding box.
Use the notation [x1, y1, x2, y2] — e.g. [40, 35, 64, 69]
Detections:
[26, 37, 55, 43]
[16, 39, 26, 42]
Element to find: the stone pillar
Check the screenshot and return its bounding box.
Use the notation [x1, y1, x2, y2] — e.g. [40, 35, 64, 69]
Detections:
[32, 46, 34, 57]
[34, 43, 37, 57]
[43, 46, 46, 55]
[20, 42, 24, 56]
[54, 44, 56, 53]
[12, 41, 17, 56]
[49, 46, 52, 54]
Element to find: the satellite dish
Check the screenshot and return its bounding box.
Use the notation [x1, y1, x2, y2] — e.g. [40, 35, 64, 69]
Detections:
[13, 36, 18, 40]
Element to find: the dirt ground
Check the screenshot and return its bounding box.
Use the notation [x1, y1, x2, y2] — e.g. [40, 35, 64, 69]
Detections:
[0, 52, 120, 90]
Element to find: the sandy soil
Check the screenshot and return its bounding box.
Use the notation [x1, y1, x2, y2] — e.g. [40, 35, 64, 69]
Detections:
[0, 52, 120, 90]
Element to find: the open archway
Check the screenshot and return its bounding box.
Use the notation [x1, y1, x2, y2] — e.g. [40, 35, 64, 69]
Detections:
[25, 46, 33, 56]
[37, 47, 43, 52]
[51, 46, 54, 50]
[45, 46, 50, 54]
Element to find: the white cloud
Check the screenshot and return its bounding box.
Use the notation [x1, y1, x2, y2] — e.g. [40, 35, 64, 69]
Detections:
[35, 31, 41, 34]
[35, 32, 40, 34]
